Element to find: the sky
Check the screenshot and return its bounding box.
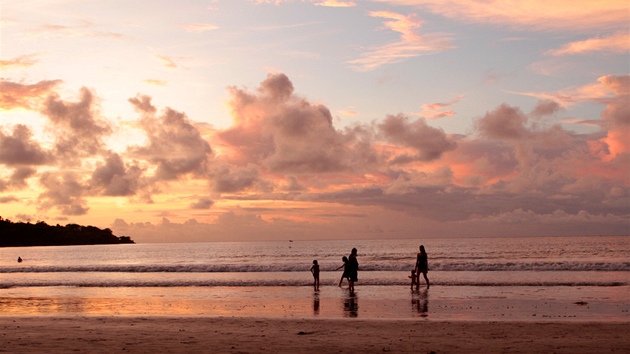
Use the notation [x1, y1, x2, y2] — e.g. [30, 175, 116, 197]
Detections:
[0, 0, 628, 242]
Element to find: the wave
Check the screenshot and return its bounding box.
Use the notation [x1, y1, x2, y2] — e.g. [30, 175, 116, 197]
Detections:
[2, 261, 629, 273]
[0, 279, 627, 289]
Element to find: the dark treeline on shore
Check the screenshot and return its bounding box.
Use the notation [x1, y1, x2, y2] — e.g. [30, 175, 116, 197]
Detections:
[0, 217, 135, 247]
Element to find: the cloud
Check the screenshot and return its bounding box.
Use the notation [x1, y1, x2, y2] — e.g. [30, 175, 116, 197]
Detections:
[548, 32, 630, 56]
[143, 79, 167, 86]
[41, 87, 112, 163]
[530, 99, 562, 117]
[0, 124, 53, 166]
[218, 73, 379, 174]
[374, 0, 629, 32]
[9, 167, 37, 189]
[179, 23, 219, 32]
[0, 196, 19, 203]
[37, 172, 89, 216]
[378, 114, 457, 163]
[190, 197, 214, 209]
[90, 152, 143, 196]
[0, 54, 38, 69]
[0, 80, 61, 110]
[348, 11, 453, 71]
[512, 75, 629, 158]
[212, 164, 260, 193]
[28, 22, 127, 39]
[127, 95, 213, 181]
[414, 94, 464, 120]
[476, 104, 529, 140]
[155, 55, 179, 68]
[314, 0, 356, 6]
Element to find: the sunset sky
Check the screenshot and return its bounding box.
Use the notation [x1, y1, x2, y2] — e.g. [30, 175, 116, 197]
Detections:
[1, 0, 628, 242]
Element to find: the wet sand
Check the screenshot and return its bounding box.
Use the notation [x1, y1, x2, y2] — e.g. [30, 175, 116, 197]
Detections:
[2, 316, 629, 353]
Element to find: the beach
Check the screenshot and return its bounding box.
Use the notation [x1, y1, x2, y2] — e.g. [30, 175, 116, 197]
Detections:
[2, 316, 629, 353]
[1, 238, 628, 352]
[1, 284, 629, 353]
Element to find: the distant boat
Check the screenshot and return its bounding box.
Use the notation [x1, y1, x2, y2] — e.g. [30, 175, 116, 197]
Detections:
[289, 240, 293, 242]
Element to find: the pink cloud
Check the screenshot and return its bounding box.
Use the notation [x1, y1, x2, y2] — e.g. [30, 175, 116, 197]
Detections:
[127, 95, 213, 181]
[548, 32, 630, 56]
[348, 11, 453, 71]
[415, 94, 464, 120]
[314, 0, 356, 7]
[219, 73, 379, 174]
[374, 0, 629, 32]
[0, 80, 61, 110]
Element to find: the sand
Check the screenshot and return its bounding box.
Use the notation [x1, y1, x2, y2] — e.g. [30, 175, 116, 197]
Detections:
[1, 316, 629, 353]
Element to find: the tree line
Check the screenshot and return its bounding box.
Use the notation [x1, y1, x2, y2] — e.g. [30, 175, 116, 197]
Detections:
[0, 217, 135, 247]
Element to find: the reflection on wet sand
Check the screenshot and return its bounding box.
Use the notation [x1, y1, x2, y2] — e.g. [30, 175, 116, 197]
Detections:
[412, 288, 429, 317]
[313, 291, 320, 315]
[342, 291, 358, 317]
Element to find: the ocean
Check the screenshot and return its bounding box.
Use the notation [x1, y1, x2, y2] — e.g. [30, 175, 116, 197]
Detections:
[1, 236, 629, 320]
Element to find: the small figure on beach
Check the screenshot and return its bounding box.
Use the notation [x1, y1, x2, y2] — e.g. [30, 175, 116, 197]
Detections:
[17, 256, 22, 263]
[335, 256, 349, 287]
[409, 269, 418, 290]
[415, 245, 430, 289]
[310, 260, 320, 290]
[347, 248, 359, 292]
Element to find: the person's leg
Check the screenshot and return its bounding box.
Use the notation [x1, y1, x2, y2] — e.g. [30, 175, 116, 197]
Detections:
[423, 272, 430, 288]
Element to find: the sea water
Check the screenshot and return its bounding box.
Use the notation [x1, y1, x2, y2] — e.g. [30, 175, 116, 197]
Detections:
[1, 236, 629, 320]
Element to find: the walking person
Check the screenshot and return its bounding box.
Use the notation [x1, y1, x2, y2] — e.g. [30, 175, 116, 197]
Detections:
[347, 248, 359, 292]
[336, 256, 349, 287]
[415, 245, 430, 289]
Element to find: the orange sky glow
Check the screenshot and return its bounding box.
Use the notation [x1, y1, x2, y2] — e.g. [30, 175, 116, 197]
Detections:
[1, 0, 628, 242]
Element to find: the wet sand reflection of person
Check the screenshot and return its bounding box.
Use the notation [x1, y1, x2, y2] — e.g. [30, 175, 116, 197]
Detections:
[342, 291, 358, 318]
[412, 288, 429, 317]
[313, 291, 320, 315]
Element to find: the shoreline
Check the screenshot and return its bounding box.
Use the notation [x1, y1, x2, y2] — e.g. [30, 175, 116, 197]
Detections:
[1, 285, 628, 322]
[2, 316, 629, 353]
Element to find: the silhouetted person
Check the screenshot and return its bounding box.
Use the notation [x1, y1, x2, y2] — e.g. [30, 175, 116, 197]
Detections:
[17, 257, 22, 263]
[347, 248, 358, 292]
[310, 260, 320, 290]
[335, 256, 349, 287]
[415, 245, 430, 289]
[409, 269, 418, 290]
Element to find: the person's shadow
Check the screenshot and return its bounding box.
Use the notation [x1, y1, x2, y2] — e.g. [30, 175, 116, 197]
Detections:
[342, 290, 358, 317]
[412, 288, 429, 317]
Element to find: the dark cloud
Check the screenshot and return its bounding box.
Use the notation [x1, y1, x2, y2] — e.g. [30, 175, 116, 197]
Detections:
[128, 95, 213, 181]
[90, 152, 143, 196]
[599, 75, 629, 127]
[10, 167, 37, 189]
[476, 104, 529, 139]
[212, 164, 260, 193]
[42, 87, 112, 163]
[37, 172, 89, 215]
[0, 195, 19, 203]
[0, 124, 53, 166]
[530, 99, 562, 117]
[378, 114, 457, 163]
[190, 197, 214, 209]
